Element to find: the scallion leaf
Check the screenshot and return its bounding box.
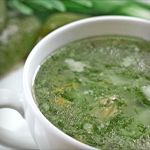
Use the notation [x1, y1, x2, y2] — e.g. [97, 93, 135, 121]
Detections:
[9, 0, 33, 15]
[50, 0, 66, 12]
[70, 0, 93, 7]
[28, 0, 53, 10]
[120, 4, 150, 19]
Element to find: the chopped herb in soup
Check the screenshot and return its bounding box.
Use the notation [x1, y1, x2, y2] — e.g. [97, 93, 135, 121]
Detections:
[33, 36, 150, 150]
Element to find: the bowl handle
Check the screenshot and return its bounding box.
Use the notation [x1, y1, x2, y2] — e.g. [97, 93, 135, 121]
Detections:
[0, 89, 37, 149]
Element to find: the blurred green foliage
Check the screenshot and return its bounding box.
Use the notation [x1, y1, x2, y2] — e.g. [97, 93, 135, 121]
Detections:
[0, 0, 7, 32]
[39, 12, 87, 37]
[0, 15, 41, 76]
[7, 0, 150, 20]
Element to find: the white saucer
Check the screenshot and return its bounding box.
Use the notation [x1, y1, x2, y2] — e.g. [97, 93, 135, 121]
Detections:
[0, 64, 35, 149]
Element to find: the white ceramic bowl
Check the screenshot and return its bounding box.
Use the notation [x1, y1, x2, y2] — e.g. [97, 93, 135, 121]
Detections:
[0, 16, 150, 150]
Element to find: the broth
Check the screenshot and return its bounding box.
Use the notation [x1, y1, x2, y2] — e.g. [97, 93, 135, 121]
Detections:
[33, 35, 150, 149]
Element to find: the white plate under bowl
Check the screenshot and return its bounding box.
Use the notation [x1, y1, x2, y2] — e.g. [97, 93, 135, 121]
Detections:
[0, 64, 34, 149]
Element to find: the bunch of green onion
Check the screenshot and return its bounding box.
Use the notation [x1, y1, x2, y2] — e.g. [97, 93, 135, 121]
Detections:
[7, 0, 150, 20]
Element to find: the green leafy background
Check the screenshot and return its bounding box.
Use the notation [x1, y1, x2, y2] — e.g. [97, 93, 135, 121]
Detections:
[7, 0, 150, 19]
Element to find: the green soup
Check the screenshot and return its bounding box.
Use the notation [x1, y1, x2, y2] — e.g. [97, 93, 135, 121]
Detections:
[33, 35, 150, 150]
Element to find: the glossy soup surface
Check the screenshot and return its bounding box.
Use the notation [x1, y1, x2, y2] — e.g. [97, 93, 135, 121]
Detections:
[33, 36, 150, 150]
